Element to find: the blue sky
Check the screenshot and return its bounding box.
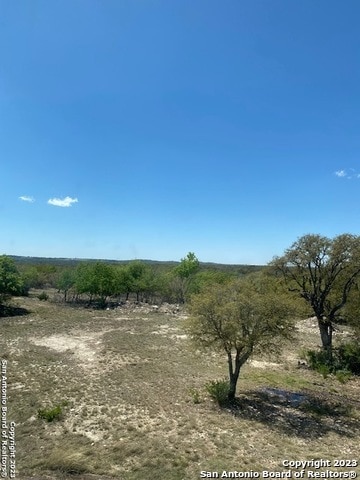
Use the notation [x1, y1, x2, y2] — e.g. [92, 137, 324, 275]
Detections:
[1, 0, 360, 264]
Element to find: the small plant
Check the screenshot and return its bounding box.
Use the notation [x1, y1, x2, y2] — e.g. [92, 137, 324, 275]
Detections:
[37, 291, 49, 301]
[335, 369, 352, 384]
[38, 404, 62, 422]
[317, 364, 331, 379]
[189, 388, 202, 404]
[205, 379, 230, 406]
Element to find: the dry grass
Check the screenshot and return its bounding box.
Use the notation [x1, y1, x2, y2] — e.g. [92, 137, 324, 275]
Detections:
[1, 293, 360, 480]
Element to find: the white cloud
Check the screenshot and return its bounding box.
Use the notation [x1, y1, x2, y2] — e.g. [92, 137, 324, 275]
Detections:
[47, 196, 78, 207]
[335, 169, 360, 180]
[19, 196, 35, 203]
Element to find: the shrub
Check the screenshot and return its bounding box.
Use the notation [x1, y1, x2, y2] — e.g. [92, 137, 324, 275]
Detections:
[335, 369, 352, 384]
[336, 341, 360, 375]
[205, 379, 229, 406]
[317, 364, 331, 379]
[306, 340, 360, 377]
[37, 291, 49, 301]
[306, 350, 331, 377]
[38, 404, 62, 422]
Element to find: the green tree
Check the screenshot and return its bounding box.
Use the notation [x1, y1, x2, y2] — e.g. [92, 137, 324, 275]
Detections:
[75, 263, 93, 301]
[173, 252, 200, 303]
[271, 233, 360, 354]
[57, 268, 76, 302]
[0, 255, 23, 307]
[174, 252, 199, 278]
[113, 266, 132, 300]
[92, 263, 116, 307]
[21, 266, 40, 291]
[20, 264, 58, 289]
[185, 276, 295, 401]
[127, 261, 156, 302]
[190, 270, 234, 295]
[75, 262, 115, 307]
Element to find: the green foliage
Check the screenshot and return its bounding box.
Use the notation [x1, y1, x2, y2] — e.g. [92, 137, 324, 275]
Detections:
[306, 349, 327, 368]
[127, 261, 157, 301]
[113, 265, 132, 296]
[171, 252, 200, 303]
[271, 233, 360, 351]
[205, 379, 230, 406]
[187, 275, 296, 354]
[75, 262, 115, 307]
[72, 260, 159, 306]
[186, 275, 297, 400]
[189, 270, 234, 296]
[342, 284, 360, 336]
[306, 341, 360, 377]
[336, 341, 360, 375]
[21, 267, 39, 291]
[335, 370, 352, 384]
[56, 268, 76, 301]
[21, 264, 58, 289]
[318, 364, 331, 379]
[174, 252, 199, 279]
[37, 404, 62, 422]
[37, 291, 49, 301]
[0, 255, 24, 304]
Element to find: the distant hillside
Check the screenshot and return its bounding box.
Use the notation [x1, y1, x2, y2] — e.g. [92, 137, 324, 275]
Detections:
[9, 255, 265, 275]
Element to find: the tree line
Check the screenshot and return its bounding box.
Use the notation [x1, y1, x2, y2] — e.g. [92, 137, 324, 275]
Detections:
[0, 252, 234, 308]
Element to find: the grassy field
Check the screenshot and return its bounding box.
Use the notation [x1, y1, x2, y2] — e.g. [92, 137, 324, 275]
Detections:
[1, 291, 360, 480]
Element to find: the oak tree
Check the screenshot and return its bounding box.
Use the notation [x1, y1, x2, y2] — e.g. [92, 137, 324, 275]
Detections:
[185, 276, 295, 401]
[271, 234, 360, 353]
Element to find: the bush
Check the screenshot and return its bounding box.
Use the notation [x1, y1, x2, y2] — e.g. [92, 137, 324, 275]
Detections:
[37, 291, 49, 301]
[205, 379, 230, 406]
[38, 404, 62, 422]
[335, 370, 352, 384]
[306, 349, 331, 372]
[306, 341, 360, 377]
[336, 342, 360, 375]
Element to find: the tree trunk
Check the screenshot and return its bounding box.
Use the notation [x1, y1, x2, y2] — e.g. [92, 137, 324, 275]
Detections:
[227, 350, 243, 402]
[228, 374, 237, 401]
[317, 317, 333, 357]
[100, 296, 107, 309]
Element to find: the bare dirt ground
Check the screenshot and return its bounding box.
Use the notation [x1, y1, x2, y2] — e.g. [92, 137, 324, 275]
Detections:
[1, 294, 359, 480]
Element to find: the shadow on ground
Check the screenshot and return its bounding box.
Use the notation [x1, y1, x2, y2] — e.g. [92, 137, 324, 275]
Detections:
[227, 387, 360, 439]
[0, 304, 30, 317]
